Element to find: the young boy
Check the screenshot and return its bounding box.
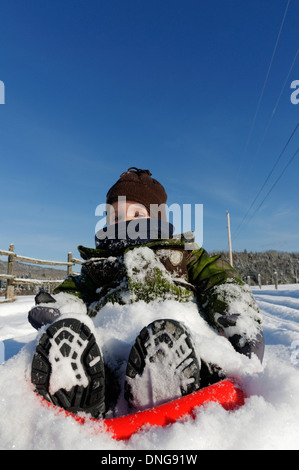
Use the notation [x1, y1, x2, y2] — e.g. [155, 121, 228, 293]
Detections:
[29, 167, 264, 418]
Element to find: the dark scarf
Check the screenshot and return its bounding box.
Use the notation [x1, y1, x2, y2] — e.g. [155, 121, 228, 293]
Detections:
[95, 218, 174, 253]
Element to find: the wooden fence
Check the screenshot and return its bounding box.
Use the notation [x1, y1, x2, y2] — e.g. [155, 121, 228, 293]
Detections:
[0, 244, 83, 302]
[246, 272, 279, 289]
[0, 244, 287, 302]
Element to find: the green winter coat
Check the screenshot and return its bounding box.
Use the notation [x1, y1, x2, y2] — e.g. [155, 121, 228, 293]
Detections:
[53, 236, 264, 360]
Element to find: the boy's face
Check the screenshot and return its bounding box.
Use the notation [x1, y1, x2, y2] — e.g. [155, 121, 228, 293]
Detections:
[107, 200, 149, 225]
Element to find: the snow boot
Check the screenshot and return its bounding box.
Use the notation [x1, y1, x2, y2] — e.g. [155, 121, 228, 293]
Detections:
[31, 316, 105, 418]
[124, 319, 201, 411]
[35, 289, 56, 305]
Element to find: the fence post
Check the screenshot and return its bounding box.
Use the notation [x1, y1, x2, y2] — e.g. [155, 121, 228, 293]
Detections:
[5, 244, 15, 300]
[258, 273, 262, 289]
[67, 252, 73, 276]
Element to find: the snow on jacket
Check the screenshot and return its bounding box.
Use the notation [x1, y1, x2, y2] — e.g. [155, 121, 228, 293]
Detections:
[46, 234, 264, 363]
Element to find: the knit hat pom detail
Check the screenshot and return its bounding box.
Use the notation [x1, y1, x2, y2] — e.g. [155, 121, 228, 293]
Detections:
[106, 167, 167, 220]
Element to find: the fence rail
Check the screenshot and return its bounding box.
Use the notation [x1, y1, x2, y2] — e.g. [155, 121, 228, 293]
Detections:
[0, 244, 289, 303]
[0, 244, 83, 302]
[246, 272, 279, 289]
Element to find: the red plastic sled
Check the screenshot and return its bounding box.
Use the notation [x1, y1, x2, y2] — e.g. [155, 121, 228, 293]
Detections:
[39, 379, 245, 440]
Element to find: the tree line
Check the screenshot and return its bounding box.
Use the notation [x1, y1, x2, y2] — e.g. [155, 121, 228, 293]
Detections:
[211, 250, 299, 285]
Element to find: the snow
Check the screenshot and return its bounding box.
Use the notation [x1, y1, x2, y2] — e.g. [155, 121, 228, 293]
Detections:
[125, 246, 173, 284]
[47, 314, 92, 394]
[125, 324, 198, 411]
[91, 298, 262, 419]
[213, 280, 262, 342]
[1, 285, 299, 449]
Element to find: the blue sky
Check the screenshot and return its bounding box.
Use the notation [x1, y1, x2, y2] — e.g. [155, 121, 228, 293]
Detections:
[0, 0, 298, 263]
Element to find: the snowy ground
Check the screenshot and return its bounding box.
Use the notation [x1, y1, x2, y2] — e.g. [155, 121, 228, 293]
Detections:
[1, 285, 299, 450]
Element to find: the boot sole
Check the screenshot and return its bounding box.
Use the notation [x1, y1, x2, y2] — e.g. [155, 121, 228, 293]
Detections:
[125, 319, 201, 408]
[31, 317, 105, 418]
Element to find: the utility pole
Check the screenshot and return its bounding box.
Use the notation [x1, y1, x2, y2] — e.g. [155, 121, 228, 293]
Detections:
[226, 211, 233, 267]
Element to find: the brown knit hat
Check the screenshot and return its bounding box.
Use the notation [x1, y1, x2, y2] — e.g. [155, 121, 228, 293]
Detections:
[106, 167, 168, 220]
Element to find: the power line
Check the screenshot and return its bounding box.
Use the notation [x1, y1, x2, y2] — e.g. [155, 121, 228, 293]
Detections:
[254, 145, 299, 214]
[236, 143, 299, 235]
[234, 120, 299, 238]
[236, 145, 299, 236]
[248, 46, 299, 171]
[236, 0, 291, 178]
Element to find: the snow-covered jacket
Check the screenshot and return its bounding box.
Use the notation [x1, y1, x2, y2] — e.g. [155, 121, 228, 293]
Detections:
[29, 231, 265, 363]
